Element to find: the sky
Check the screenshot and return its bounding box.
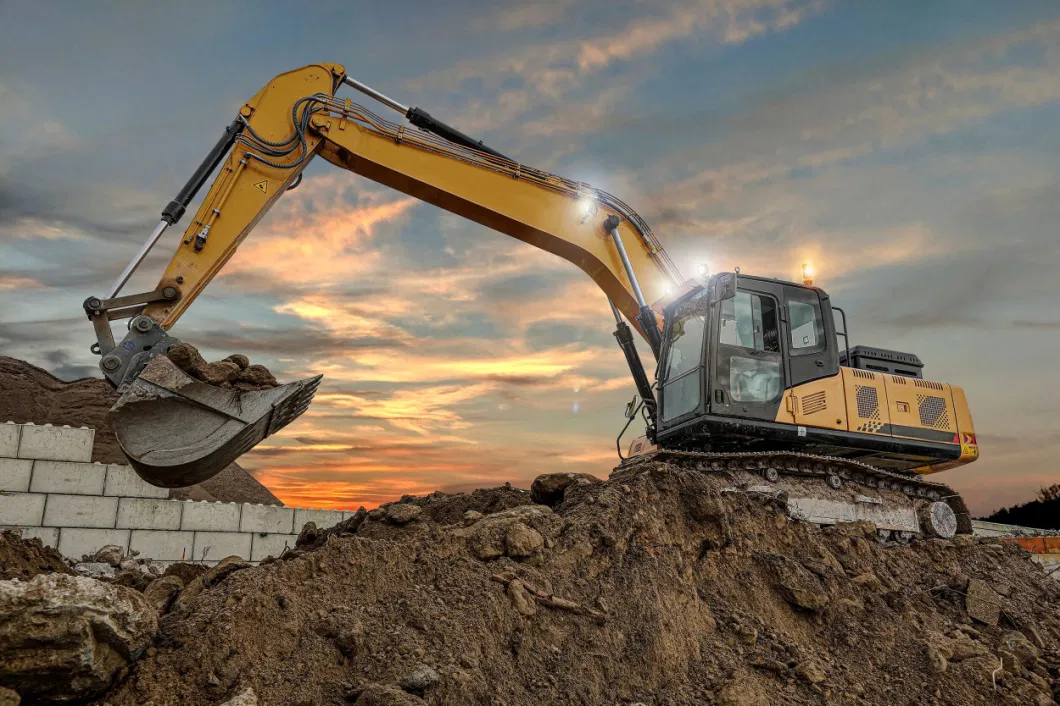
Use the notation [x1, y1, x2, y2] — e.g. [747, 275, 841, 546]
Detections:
[1, 1, 1058, 515]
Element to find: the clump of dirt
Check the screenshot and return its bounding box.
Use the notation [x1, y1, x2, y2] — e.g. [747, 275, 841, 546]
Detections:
[166, 343, 279, 391]
[0, 529, 74, 581]
[0, 356, 283, 506]
[97, 464, 1060, 706]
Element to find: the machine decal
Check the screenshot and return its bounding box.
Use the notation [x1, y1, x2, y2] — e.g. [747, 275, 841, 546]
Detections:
[254, 179, 268, 194]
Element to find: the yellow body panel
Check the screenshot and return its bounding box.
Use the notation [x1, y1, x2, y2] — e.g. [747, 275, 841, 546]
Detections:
[773, 369, 977, 473]
[144, 63, 677, 339]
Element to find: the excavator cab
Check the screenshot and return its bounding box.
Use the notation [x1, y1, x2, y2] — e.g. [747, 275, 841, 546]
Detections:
[657, 273, 838, 435]
[652, 272, 973, 474]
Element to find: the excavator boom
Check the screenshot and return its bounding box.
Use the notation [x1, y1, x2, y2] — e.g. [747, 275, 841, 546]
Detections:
[85, 62, 679, 487]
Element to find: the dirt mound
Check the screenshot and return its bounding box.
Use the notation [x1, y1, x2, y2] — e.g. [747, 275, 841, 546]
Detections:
[0, 356, 282, 506]
[97, 463, 1060, 706]
[0, 529, 74, 581]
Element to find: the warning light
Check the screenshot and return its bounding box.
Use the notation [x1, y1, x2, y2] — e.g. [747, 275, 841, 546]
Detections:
[695, 263, 709, 279]
[801, 262, 815, 286]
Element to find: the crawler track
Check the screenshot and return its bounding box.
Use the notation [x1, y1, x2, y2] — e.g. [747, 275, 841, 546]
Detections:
[616, 449, 972, 535]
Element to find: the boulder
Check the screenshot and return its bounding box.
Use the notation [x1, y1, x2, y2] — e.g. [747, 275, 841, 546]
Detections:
[143, 575, 183, 614]
[203, 556, 251, 588]
[93, 544, 125, 567]
[0, 574, 156, 702]
[504, 523, 544, 558]
[965, 578, 1000, 626]
[530, 472, 601, 506]
[398, 663, 440, 694]
[74, 562, 116, 579]
[0, 687, 18, 706]
[386, 503, 422, 525]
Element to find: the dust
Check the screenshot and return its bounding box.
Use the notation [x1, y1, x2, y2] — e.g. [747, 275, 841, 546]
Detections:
[95, 463, 1060, 706]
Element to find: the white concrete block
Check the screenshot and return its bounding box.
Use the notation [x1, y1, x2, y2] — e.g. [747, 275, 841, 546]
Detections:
[192, 531, 251, 562]
[0, 458, 33, 492]
[116, 498, 182, 530]
[0, 423, 20, 457]
[240, 504, 294, 534]
[130, 530, 194, 561]
[30, 460, 107, 495]
[14, 526, 59, 547]
[57, 528, 130, 561]
[180, 501, 240, 532]
[251, 532, 298, 561]
[43, 495, 118, 529]
[18, 424, 94, 462]
[104, 465, 170, 499]
[0, 492, 47, 526]
[294, 508, 344, 531]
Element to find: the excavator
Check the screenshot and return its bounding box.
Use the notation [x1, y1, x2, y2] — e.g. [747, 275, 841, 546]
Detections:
[83, 63, 979, 539]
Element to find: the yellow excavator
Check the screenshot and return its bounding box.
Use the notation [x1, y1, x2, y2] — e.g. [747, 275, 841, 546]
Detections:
[84, 63, 979, 538]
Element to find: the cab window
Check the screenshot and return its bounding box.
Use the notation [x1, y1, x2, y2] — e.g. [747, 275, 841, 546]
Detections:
[717, 291, 782, 404]
[661, 313, 705, 421]
[788, 290, 824, 355]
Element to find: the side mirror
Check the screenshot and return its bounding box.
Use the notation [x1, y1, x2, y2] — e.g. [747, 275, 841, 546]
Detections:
[624, 395, 640, 419]
[713, 272, 737, 302]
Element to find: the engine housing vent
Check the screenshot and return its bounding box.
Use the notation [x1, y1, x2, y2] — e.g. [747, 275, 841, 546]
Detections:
[855, 385, 881, 420]
[801, 391, 827, 415]
[917, 394, 950, 429]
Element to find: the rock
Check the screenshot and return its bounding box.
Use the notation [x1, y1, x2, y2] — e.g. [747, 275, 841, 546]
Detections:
[74, 562, 116, 579]
[119, 559, 139, 572]
[355, 684, 424, 705]
[163, 562, 208, 586]
[998, 631, 1039, 670]
[220, 687, 259, 705]
[386, 503, 422, 525]
[0, 574, 156, 702]
[795, 661, 827, 684]
[504, 523, 544, 558]
[717, 679, 768, 706]
[143, 575, 183, 614]
[926, 645, 949, 674]
[530, 472, 600, 506]
[296, 521, 320, 548]
[851, 572, 881, 589]
[203, 556, 250, 587]
[768, 555, 829, 612]
[398, 663, 440, 694]
[463, 510, 483, 525]
[93, 544, 125, 566]
[224, 354, 250, 370]
[167, 343, 208, 377]
[735, 624, 758, 645]
[965, 578, 1000, 626]
[507, 579, 537, 617]
[951, 638, 989, 662]
[0, 687, 18, 706]
[236, 364, 278, 389]
[199, 360, 242, 386]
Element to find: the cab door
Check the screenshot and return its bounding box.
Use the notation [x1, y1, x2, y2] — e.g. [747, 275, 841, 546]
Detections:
[710, 281, 787, 422]
[783, 286, 838, 388]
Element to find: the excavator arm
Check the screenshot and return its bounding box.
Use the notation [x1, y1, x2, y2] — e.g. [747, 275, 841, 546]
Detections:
[85, 62, 681, 487]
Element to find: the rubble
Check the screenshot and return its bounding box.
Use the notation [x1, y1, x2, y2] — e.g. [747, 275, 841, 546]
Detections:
[61, 463, 1058, 705]
[0, 574, 156, 702]
[0, 529, 73, 581]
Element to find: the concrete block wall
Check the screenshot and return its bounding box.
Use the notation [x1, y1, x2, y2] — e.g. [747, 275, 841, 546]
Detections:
[0, 422, 352, 565]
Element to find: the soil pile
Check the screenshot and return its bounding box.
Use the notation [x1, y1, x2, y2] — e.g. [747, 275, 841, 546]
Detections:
[97, 464, 1060, 706]
[0, 529, 74, 582]
[0, 356, 282, 506]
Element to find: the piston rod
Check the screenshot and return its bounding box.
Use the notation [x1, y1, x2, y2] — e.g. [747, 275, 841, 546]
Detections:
[106, 220, 169, 299]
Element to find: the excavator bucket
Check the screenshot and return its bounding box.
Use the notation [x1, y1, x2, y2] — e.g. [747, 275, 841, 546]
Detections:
[107, 356, 321, 488]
